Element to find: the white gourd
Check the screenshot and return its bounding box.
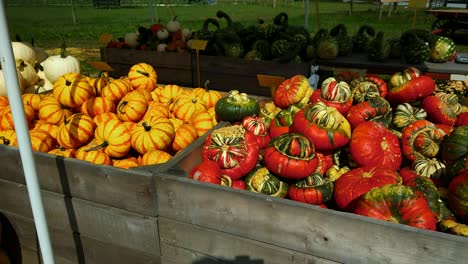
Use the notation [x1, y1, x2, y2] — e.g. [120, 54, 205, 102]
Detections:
[12, 41, 37, 66]
[0, 68, 27, 96]
[16, 60, 39, 88]
[40, 43, 81, 84]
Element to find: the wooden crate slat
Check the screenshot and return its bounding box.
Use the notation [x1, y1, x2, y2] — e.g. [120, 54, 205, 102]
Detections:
[80, 235, 161, 264]
[154, 173, 468, 264]
[72, 198, 160, 256]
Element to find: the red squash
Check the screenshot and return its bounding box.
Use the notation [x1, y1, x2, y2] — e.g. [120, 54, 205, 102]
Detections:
[421, 95, 457, 126]
[189, 159, 222, 185]
[386, 74, 435, 106]
[288, 173, 334, 205]
[448, 172, 468, 223]
[346, 96, 392, 129]
[401, 120, 446, 163]
[309, 77, 353, 115]
[350, 121, 402, 170]
[292, 102, 351, 152]
[333, 166, 402, 211]
[241, 115, 271, 149]
[273, 75, 312, 108]
[268, 105, 302, 139]
[202, 125, 259, 180]
[263, 133, 319, 180]
[456, 112, 468, 127]
[364, 74, 388, 98]
[354, 184, 437, 231]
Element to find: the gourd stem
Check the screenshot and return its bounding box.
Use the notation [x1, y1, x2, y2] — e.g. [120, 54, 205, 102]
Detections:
[142, 122, 152, 131]
[85, 141, 109, 152]
[60, 42, 67, 58]
[118, 101, 127, 114]
[0, 136, 9, 145]
[203, 80, 210, 91]
[136, 69, 149, 77]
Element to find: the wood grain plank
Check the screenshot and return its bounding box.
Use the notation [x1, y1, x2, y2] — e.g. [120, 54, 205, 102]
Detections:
[81, 235, 161, 264]
[73, 198, 160, 256]
[154, 174, 468, 264]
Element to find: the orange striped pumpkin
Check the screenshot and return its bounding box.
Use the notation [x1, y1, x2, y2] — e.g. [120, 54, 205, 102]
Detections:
[0, 105, 36, 131]
[76, 140, 113, 165]
[56, 113, 96, 149]
[117, 90, 148, 122]
[81, 96, 116, 117]
[121, 121, 137, 132]
[101, 78, 133, 103]
[88, 73, 109, 96]
[140, 149, 172, 166]
[92, 119, 132, 158]
[172, 92, 207, 123]
[0, 129, 16, 145]
[38, 96, 73, 125]
[0, 96, 9, 112]
[131, 116, 175, 155]
[207, 106, 218, 125]
[93, 112, 119, 127]
[48, 146, 76, 158]
[53, 73, 95, 108]
[22, 93, 45, 112]
[172, 123, 198, 152]
[112, 156, 140, 169]
[153, 84, 184, 111]
[191, 80, 222, 108]
[128, 63, 158, 92]
[12, 129, 56, 153]
[191, 110, 215, 137]
[136, 87, 153, 102]
[143, 101, 171, 120]
[31, 120, 59, 139]
[169, 118, 184, 131]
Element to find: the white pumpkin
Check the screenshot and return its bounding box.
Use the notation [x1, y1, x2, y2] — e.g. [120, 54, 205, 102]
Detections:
[16, 60, 39, 88]
[182, 28, 192, 41]
[157, 43, 168, 52]
[124, 32, 139, 48]
[40, 45, 81, 84]
[167, 17, 181, 33]
[0, 68, 27, 96]
[35, 70, 54, 93]
[157, 28, 169, 40]
[12, 41, 37, 66]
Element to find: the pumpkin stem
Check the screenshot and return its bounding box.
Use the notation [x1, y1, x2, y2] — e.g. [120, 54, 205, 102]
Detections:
[60, 42, 67, 58]
[136, 69, 150, 77]
[85, 141, 109, 152]
[203, 80, 211, 91]
[118, 101, 128, 114]
[142, 122, 152, 131]
[0, 136, 10, 145]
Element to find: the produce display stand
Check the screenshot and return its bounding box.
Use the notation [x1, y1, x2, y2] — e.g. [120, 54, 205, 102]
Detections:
[317, 52, 468, 79]
[101, 48, 310, 97]
[427, 9, 468, 35]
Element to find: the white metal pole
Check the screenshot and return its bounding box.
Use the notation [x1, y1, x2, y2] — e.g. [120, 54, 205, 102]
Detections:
[0, 3, 55, 264]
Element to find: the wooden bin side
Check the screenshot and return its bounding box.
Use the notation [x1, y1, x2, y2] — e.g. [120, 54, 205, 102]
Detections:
[0, 145, 157, 216]
[102, 47, 193, 86]
[155, 139, 468, 264]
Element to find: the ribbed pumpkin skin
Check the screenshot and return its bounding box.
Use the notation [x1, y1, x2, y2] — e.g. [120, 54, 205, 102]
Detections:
[76, 141, 112, 165]
[57, 113, 96, 149]
[117, 90, 149, 122]
[32, 121, 59, 139]
[173, 93, 207, 123]
[441, 125, 468, 164]
[401, 120, 446, 163]
[88, 74, 109, 96]
[288, 173, 334, 205]
[153, 84, 184, 111]
[112, 156, 140, 169]
[245, 167, 288, 198]
[12, 129, 56, 153]
[81, 96, 116, 117]
[101, 78, 133, 103]
[38, 96, 73, 125]
[22, 93, 45, 112]
[172, 123, 198, 152]
[92, 112, 119, 127]
[48, 147, 76, 158]
[0, 96, 9, 112]
[273, 75, 310, 108]
[93, 119, 132, 158]
[140, 149, 172, 166]
[53, 73, 95, 108]
[131, 116, 175, 155]
[191, 87, 222, 108]
[128, 63, 158, 92]
[143, 101, 171, 120]
[191, 110, 214, 137]
[392, 103, 427, 131]
[0, 105, 36, 130]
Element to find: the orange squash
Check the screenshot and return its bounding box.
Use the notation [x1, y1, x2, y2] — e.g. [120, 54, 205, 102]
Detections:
[38, 96, 73, 125]
[31, 120, 59, 139]
[0, 96, 9, 112]
[56, 113, 96, 149]
[88, 72, 109, 96]
[81, 96, 116, 117]
[191, 110, 215, 137]
[169, 118, 184, 131]
[12, 129, 56, 153]
[22, 92, 45, 112]
[143, 101, 171, 120]
[53, 73, 95, 108]
[101, 78, 133, 103]
[0, 105, 36, 131]
[191, 80, 222, 108]
[117, 90, 149, 122]
[172, 123, 198, 152]
[140, 149, 172, 166]
[0, 129, 16, 145]
[93, 112, 119, 127]
[172, 92, 207, 123]
[112, 156, 140, 169]
[48, 146, 76, 158]
[90, 119, 132, 158]
[153, 84, 184, 111]
[76, 140, 113, 165]
[131, 116, 175, 155]
[128, 63, 158, 92]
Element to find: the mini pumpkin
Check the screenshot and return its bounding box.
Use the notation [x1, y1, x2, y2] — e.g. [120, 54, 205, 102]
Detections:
[127, 63, 158, 92]
[130, 116, 175, 155]
[56, 113, 96, 149]
[53, 72, 95, 109]
[117, 90, 149, 122]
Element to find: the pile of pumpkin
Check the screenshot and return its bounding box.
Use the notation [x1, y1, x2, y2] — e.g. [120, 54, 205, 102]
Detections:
[0, 55, 223, 168]
[189, 69, 468, 236]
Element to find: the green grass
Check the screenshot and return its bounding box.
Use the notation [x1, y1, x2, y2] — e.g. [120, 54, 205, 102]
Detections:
[5, 3, 441, 49]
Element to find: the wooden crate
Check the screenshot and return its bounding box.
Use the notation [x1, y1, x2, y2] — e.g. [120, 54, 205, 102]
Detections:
[156, 132, 468, 264]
